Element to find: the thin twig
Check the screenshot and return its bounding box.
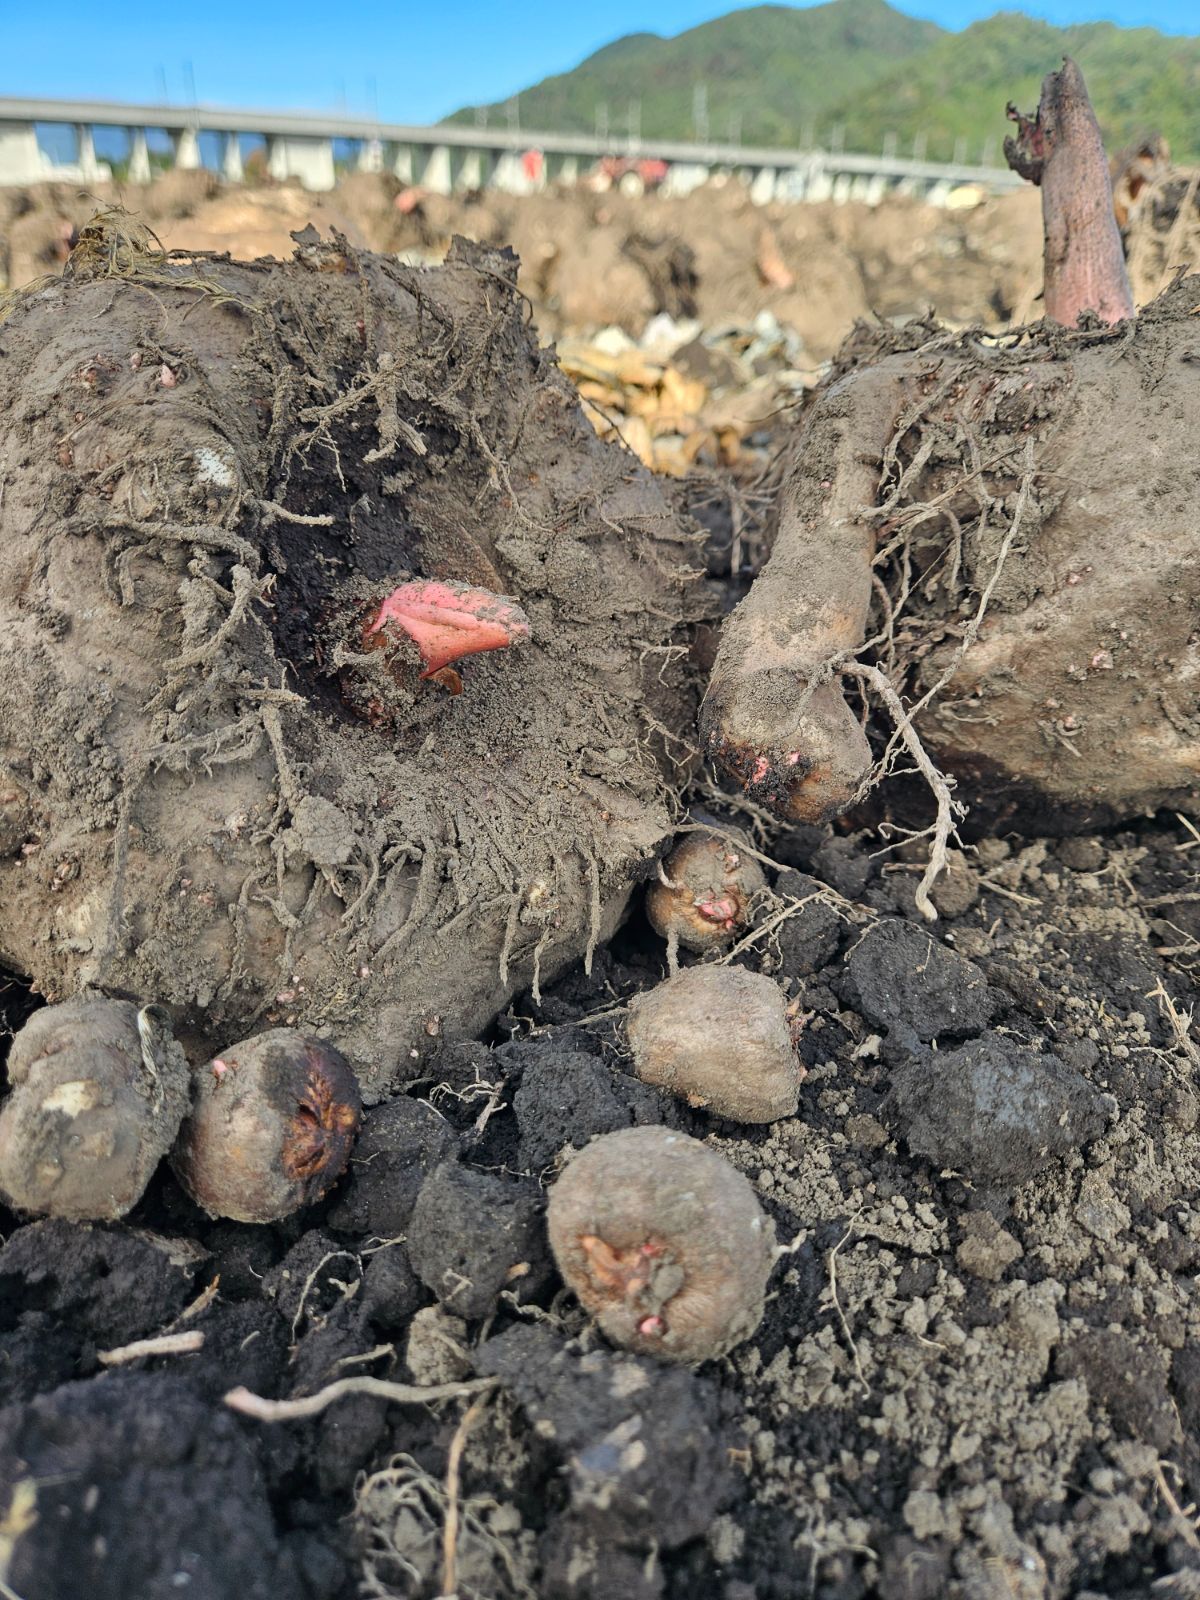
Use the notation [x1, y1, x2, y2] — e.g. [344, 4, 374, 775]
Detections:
[224, 1375, 497, 1423]
[440, 1393, 491, 1597]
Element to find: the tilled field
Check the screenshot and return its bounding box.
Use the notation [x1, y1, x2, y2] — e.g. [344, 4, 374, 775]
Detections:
[4, 809, 1200, 1599]
[2, 129, 1200, 1600]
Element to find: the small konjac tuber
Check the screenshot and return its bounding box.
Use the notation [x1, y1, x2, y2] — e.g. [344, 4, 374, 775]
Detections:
[0, 998, 190, 1220]
[546, 1125, 776, 1364]
[626, 965, 803, 1123]
[171, 1029, 361, 1223]
[645, 829, 765, 954]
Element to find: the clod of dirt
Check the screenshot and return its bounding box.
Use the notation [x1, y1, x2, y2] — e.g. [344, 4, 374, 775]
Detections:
[773, 869, 847, 977]
[0, 222, 701, 1100]
[546, 1125, 776, 1363]
[842, 918, 998, 1041]
[324, 1094, 458, 1236]
[511, 1049, 674, 1173]
[0, 999, 189, 1220]
[0, 1220, 197, 1403]
[886, 1032, 1108, 1187]
[539, 1523, 665, 1600]
[644, 828, 765, 954]
[171, 1029, 361, 1223]
[1056, 1329, 1179, 1453]
[406, 1160, 549, 1319]
[626, 966, 802, 1123]
[954, 1211, 1023, 1282]
[0, 1372, 316, 1600]
[359, 1243, 424, 1332]
[810, 836, 873, 900]
[479, 1323, 730, 1550]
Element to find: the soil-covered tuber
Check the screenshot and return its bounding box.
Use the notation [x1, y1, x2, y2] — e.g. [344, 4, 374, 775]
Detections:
[171, 1029, 361, 1222]
[645, 829, 764, 953]
[0, 998, 189, 1220]
[626, 965, 802, 1122]
[701, 59, 1199, 851]
[0, 225, 700, 1101]
[546, 1125, 776, 1364]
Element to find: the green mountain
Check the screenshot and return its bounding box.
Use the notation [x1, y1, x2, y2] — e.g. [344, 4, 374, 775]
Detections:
[449, 0, 944, 149]
[449, 0, 1200, 166]
[845, 11, 1200, 163]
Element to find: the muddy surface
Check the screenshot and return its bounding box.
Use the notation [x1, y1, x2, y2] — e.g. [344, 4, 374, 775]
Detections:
[4, 800, 1200, 1598]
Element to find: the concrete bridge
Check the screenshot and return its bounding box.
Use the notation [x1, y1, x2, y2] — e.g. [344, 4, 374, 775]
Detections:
[0, 95, 1025, 206]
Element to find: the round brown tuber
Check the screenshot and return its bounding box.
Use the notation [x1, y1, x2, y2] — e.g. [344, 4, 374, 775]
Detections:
[171, 1028, 361, 1223]
[546, 1125, 776, 1364]
[0, 998, 190, 1221]
[626, 965, 802, 1123]
[645, 830, 765, 953]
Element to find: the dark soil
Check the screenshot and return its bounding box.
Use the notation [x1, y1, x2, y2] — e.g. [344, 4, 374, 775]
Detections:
[4, 803, 1200, 1599]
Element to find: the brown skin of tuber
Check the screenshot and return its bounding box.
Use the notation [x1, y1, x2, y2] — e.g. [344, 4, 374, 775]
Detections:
[699, 370, 906, 826]
[171, 1029, 361, 1223]
[1005, 58, 1134, 327]
[627, 965, 803, 1123]
[645, 830, 765, 953]
[546, 1125, 777, 1365]
[0, 999, 189, 1221]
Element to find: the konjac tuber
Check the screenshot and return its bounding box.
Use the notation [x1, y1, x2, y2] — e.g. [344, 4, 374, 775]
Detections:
[171, 1029, 361, 1223]
[0, 998, 189, 1220]
[0, 230, 699, 1098]
[701, 59, 1200, 851]
[645, 829, 765, 953]
[626, 965, 802, 1123]
[546, 1125, 776, 1364]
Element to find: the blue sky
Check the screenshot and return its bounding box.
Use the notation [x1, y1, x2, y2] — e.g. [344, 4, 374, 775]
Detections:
[3, 0, 1196, 125]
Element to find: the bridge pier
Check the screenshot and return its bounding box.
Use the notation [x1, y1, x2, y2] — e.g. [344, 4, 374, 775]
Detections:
[267, 135, 336, 190]
[390, 143, 415, 185]
[75, 124, 107, 182]
[0, 122, 43, 184]
[171, 126, 201, 171]
[418, 143, 452, 194]
[545, 151, 578, 186]
[127, 126, 152, 183]
[455, 147, 494, 191]
[749, 166, 777, 205]
[220, 133, 243, 183]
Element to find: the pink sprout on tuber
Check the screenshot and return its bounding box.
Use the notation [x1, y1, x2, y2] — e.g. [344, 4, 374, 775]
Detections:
[363, 579, 530, 682]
